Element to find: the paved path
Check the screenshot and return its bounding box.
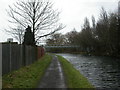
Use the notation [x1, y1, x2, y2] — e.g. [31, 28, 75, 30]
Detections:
[38, 55, 67, 88]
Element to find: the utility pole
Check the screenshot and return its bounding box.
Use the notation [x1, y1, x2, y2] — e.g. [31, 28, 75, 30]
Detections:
[117, 1, 120, 55]
[118, 1, 120, 16]
[118, 1, 120, 24]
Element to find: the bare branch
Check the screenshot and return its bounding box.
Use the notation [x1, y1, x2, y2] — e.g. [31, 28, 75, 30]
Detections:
[5, 0, 64, 44]
[35, 24, 66, 42]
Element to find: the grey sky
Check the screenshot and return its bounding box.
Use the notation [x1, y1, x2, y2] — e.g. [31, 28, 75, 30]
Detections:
[0, 0, 119, 42]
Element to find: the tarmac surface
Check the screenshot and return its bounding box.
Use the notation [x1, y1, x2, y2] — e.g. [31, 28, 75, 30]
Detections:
[38, 55, 67, 88]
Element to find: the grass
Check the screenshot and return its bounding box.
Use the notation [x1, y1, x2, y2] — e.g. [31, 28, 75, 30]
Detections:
[57, 55, 95, 88]
[2, 54, 52, 88]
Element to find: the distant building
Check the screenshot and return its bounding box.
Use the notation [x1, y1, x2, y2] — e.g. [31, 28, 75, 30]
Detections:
[0, 38, 18, 44]
[7, 38, 13, 43]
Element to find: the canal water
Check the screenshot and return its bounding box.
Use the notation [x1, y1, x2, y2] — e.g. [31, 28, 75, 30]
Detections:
[57, 53, 120, 88]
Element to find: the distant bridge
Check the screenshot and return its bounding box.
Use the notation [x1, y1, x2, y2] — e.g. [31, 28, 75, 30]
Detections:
[45, 45, 80, 48]
[44, 45, 85, 52]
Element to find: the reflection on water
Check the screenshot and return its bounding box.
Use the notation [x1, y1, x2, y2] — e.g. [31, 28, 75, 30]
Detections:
[57, 53, 120, 88]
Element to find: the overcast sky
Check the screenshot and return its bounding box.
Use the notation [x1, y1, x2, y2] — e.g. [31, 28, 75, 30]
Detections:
[0, 0, 119, 42]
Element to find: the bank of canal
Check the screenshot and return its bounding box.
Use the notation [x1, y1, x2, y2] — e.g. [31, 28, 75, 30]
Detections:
[57, 53, 120, 88]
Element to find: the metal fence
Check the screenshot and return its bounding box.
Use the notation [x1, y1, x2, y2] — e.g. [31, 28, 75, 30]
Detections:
[1, 43, 44, 75]
[0, 44, 2, 89]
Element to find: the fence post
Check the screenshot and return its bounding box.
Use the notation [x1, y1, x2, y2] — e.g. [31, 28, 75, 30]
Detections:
[9, 43, 12, 72]
[22, 45, 26, 66]
[0, 43, 2, 89]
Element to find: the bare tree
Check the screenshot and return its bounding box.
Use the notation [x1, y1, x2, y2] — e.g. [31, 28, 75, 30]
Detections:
[65, 29, 78, 45]
[6, 25, 24, 44]
[46, 33, 66, 45]
[6, 0, 64, 44]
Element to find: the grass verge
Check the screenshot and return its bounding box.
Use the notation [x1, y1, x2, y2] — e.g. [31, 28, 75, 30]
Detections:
[57, 55, 95, 88]
[2, 54, 52, 88]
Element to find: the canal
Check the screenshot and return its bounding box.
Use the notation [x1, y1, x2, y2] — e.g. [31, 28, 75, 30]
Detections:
[57, 53, 120, 88]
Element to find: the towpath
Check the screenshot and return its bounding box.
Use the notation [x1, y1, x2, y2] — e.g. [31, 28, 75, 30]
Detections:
[38, 55, 67, 88]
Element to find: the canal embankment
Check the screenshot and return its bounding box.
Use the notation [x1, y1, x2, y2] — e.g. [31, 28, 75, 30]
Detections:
[57, 55, 94, 88]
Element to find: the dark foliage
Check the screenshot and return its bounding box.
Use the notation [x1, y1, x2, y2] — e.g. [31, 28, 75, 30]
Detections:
[46, 7, 120, 57]
[23, 26, 35, 46]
